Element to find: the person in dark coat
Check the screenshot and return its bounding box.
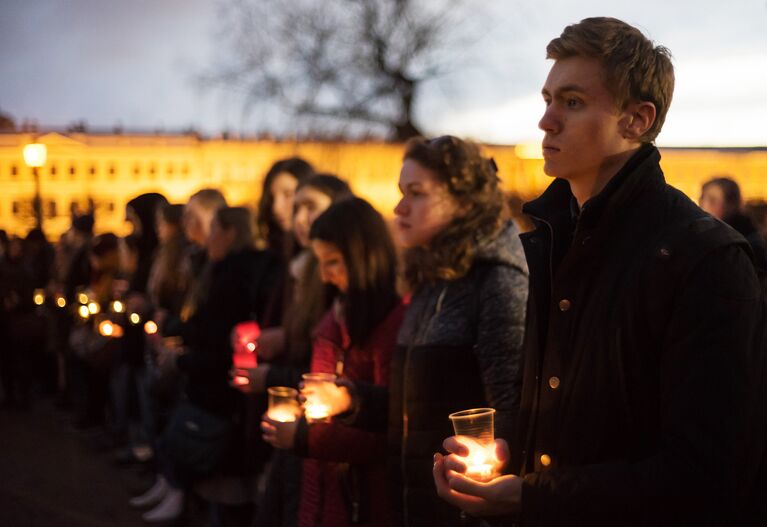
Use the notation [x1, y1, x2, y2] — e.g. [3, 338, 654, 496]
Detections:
[700, 176, 767, 272]
[338, 136, 528, 527]
[435, 17, 764, 527]
[138, 206, 281, 523]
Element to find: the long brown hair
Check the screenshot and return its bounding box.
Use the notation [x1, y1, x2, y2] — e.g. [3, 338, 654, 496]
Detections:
[402, 136, 505, 290]
[310, 197, 398, 347]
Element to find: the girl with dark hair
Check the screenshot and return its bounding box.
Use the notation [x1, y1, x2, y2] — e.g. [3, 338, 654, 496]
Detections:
[262, 197, 404, 527]
[235, 174, 352, 527]
[256, 157, 315, 257]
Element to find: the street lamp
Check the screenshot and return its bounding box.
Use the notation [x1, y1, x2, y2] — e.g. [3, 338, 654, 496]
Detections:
[23, 142, 47, 230]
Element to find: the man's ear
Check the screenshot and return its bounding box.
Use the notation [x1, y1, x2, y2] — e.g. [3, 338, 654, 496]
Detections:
[621, 101, 657, 140]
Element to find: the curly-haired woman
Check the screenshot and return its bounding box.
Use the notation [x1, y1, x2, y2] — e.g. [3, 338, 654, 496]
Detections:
[342, 136, 529, 526]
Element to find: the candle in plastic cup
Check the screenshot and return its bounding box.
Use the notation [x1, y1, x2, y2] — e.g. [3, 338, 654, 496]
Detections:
[301, 373, 336, 422]
[448, 408, 499, 481]
[267, 387, 301, 423]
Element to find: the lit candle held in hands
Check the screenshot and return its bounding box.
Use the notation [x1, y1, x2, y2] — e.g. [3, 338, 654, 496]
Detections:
[448, 408, 501, 482]
[267, 387, 301, 423]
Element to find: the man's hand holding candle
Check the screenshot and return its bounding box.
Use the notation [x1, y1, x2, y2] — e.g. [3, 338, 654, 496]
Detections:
[433, 436, 522, 517]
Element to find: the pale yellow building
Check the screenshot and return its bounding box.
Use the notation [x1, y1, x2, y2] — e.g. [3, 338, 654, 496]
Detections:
[1, 131, 766, 239]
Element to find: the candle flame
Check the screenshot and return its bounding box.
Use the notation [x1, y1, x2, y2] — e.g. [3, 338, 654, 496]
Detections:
[33, 290, 45, 306]
[304, 402, 330, 420]
[233, 375, 249, 386]
[56, 296, 67, 308]
[268, 406, 298, 423]
[144, 320, 158, 335]
[111, 300, 125, 313]
[246, 342, 256, 352]
[129, 313, 141, 325]
[78, 293, 89, 305]
[87, 302, 100, 315]
[78, 305, 90, 319]
[99, 321, 114, 337]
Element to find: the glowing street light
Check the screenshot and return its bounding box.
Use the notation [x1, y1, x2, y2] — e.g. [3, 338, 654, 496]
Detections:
[23, 143, 47, 230]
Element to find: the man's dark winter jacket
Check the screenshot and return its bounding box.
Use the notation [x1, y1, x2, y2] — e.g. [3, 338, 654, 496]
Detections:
[514, 144, 762, 526]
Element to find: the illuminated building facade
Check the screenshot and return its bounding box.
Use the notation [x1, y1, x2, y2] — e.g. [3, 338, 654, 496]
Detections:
[0, 131, 765, 238]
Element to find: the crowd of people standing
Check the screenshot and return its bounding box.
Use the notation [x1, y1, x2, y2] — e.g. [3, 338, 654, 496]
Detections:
[2, 16, 767, 527]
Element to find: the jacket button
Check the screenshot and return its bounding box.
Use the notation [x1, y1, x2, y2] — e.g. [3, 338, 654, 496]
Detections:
[558, 299, 571, 311]
[548, 376, 560, 389]
[540, 454, 552, 467]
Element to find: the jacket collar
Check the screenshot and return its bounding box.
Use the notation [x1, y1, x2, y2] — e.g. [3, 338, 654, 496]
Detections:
[523, 144, 664, 230]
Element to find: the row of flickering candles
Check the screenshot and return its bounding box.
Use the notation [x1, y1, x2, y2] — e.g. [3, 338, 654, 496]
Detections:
[36, 291, 503, 481]
[32, 289, 158, 338]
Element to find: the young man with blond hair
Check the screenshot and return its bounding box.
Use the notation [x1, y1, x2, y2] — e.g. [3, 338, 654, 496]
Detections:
[434, 17, 765, 525]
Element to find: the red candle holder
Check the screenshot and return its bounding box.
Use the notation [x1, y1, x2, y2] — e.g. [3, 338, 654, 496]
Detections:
[233, 320, 260, 369]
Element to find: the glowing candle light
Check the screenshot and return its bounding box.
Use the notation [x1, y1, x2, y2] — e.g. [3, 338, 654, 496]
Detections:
[144, 320, 158, 335]
[33, 289, 45, 306]
[268, 405, 299, 423]
[267, 387, 301, 422]
[78, 305, 90, 320]
[301, 373, 337, 423]
[246, 342, 256, 352]
[304, 402, 330, 421]
[449, 408, 500, 482]
[111, 300, 125, 313]
[129, 313, 141, 325]
[233, 375, 250, 387]
[87, 302, 100, 315]
[78, 293, 89, 305]
[56, 295, 67, 308]
[99, 320, 115, 337]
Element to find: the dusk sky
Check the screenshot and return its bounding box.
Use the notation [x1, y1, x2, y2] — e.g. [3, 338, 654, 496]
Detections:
[2, 0, 766, 146]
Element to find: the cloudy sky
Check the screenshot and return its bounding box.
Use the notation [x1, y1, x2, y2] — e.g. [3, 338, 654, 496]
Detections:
[1, 0, 766, 146]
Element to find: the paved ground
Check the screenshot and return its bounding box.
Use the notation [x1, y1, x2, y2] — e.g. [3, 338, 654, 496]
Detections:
[0, 399, 151, 527]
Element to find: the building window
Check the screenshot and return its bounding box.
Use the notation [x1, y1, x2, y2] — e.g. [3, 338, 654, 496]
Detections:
[69, 165, 76, 178]
[133, 163, 141, 178]
[149, 164, 156, 178]
[167, 164, 174, 177]
[12, 201, 20, 215]
[11, 164, 18, 177]
[47, 200, 57, 218]
[108, 164, 116, 178]
[107, 201, 115, 213]
[182, 164, 190, 176]
[50, 164, 57, 178]
[89, 165, 97, 176]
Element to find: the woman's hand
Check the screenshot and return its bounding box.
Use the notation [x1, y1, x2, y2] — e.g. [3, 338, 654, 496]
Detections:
[299, 378, 353, 417]
[261, 413, 299, 450]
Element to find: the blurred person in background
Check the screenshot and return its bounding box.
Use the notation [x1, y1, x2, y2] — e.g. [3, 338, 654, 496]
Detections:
[136, 206, 280, 525]
[700, 176, 767, 271]
[240, 173, 352, 527]
[745, 199, 767, 242]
